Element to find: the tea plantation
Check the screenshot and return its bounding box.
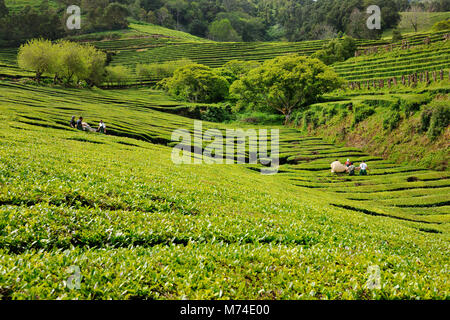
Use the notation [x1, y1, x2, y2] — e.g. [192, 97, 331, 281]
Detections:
[0, 78, 448, 299]
[0, 9, 449, 300]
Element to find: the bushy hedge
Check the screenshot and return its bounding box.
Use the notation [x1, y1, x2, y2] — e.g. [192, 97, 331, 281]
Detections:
[352, 104, 375, 128]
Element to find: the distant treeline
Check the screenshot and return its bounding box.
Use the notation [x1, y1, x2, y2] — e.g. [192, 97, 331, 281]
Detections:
[0, 0, 129, 46]
[1, 0, 449, 46]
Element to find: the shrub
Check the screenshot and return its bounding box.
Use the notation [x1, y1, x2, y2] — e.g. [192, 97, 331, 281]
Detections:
[427, 105, 450, 140]
[402, 94, 432, 118]
[383, 111, 401, 132]
[201, 103, 233, 122]
[303, 110, 319, 130]
[311, 36, 357, 65]
[352, 104, 375, 127]
[161, 63, 229, 103]
[431, 20, 450, 31]
[420, 106, 433, 133]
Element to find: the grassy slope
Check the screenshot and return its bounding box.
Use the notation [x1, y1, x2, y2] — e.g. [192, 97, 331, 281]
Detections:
[294, 83, 450, 169]
[383, 11, 450, 38]
[0, 80, 448, 299]
[334, 37, 450, 82]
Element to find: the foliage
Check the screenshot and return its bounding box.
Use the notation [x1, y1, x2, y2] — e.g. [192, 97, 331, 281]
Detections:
[426, 104, 450, 140]
[18, 39, 107, 86]
[136, 59, 193, 80]
[431, 19, 450, 31]
[383, 111, 401, 131]
[160, 63, 229, 103]
[231, 55, 342, 123]
[392, 29, 403, 43]
[200, 103, 233, 122]
[208, 19, 241, 42]
[105, 65, 131, 86]
[352, 104, 375, 128]
[402, 94, 432, 118]
[17, 38, 55, 81]
[216, 60, 260, 84]
[0, 1, 64, 46]
[312, 36, 357, 65]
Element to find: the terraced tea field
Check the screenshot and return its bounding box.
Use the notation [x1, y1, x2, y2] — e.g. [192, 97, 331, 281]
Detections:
[0, 81, 448, 299]
[4, 0, 59, 13]
[1, 26, 448, 86]
[334, 40, 450, 82]
[276, 136, 449, 227]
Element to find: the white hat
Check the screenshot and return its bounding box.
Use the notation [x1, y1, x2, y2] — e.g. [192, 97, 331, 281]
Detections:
[347, 159, 350, 161]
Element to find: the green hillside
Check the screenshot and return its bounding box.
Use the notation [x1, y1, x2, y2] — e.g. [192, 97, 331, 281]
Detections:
[334, 40, 450, 82]
[0, 79, 448, 299]
[0, 4, 449, 301]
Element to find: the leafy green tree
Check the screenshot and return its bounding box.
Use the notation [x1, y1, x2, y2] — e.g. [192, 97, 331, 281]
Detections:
[146, 10, 158, 24]
[55, 41, 89, 83]
[208, 19, 241, 42]
[103, 3, 129, 30]
[18, 39, 56, 81]
[166, 0, 187, 30]
[230, 55, 342, 124]
[217, 60, 260, 84]
[312, 36, 357, 65]
[161, 63, 229, 103]
[157, 6, 175, 28]
[0, 0, 8, 18]
[18, 39, 106, 85]
[82, 45, 107, 86]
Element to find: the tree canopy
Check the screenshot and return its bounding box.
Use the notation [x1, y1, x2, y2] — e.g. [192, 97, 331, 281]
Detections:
[230, 55, 342, 123]
[18, 39, 107, 86]
[160, 64, 230, 103]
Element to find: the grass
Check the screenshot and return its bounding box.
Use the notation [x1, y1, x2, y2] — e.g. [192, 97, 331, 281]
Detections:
[383, 11, 450, 38]
[4, 0, 59, 12]
[129, 22, 211, 42]
[0, 78, 449, 299]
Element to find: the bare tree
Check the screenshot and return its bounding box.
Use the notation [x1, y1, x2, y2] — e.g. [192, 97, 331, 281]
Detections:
[407, 5, 424, 32]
